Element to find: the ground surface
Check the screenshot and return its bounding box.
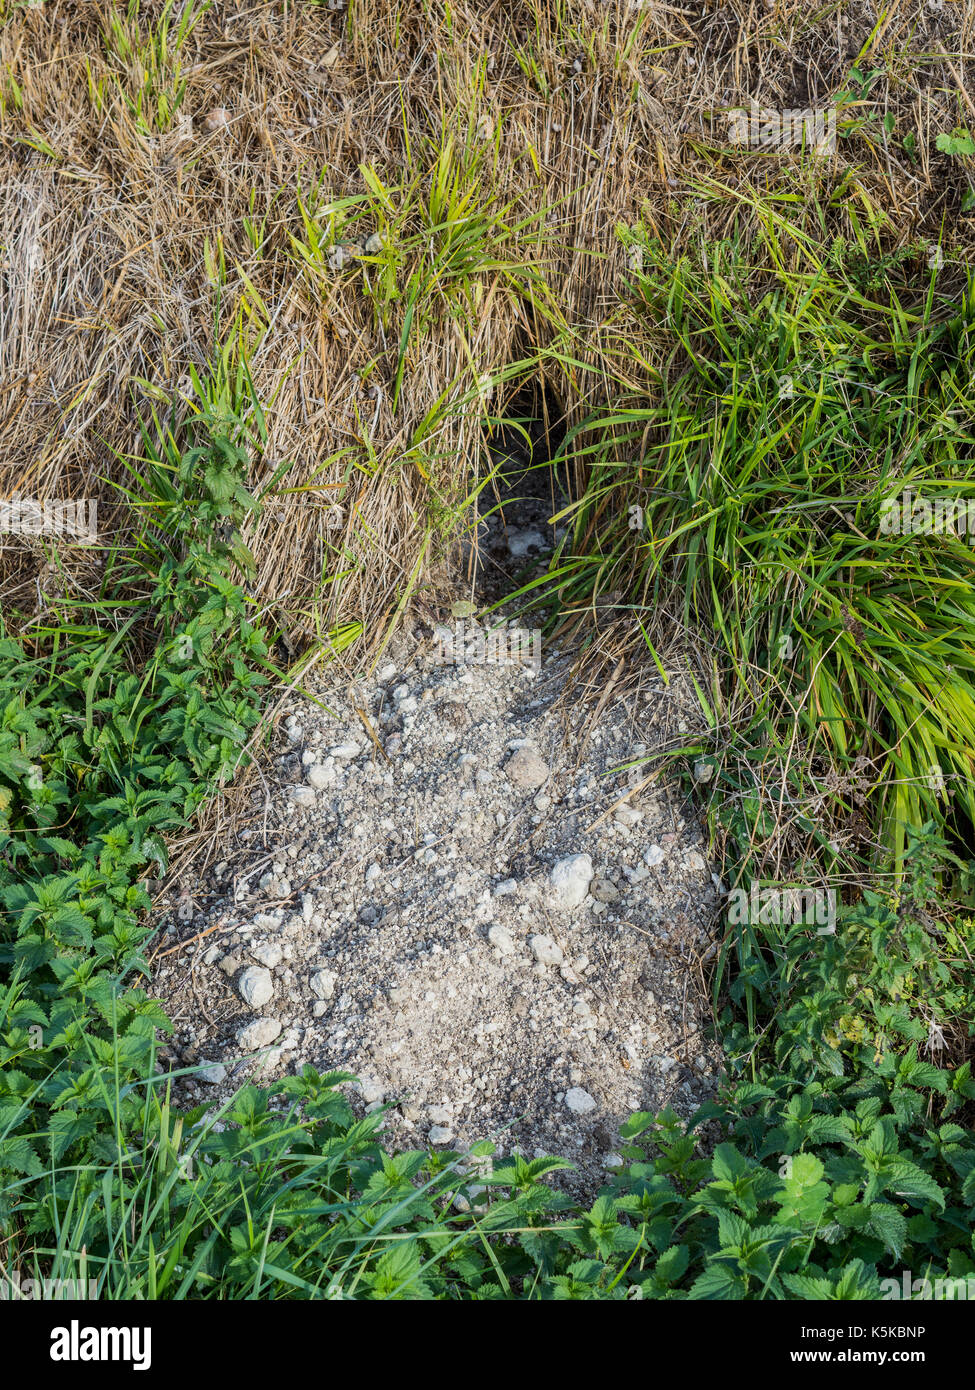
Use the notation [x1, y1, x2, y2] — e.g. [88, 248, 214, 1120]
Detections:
[153, 622, 723, 1196]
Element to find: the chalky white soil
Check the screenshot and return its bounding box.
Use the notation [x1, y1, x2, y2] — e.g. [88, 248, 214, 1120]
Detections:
[153, 622, 724, 1196]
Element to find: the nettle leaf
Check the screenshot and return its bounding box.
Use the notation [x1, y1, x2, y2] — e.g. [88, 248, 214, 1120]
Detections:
[654, 1244, 689, 1285]
[688, 1264, 745, 1300]
[867, 1202, 908, 1259]
[782, 1272, 836, 1299]
[47, 1110, 99, 1163]
[711, 1143, 753, 1184]
[0, 1135, 43, 1177]
[882, 1160, 946, 1210]
[961, 1168, 975, 1208]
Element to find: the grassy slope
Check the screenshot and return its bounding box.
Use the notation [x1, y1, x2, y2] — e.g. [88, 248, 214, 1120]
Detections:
[2, 0, 975, 1299]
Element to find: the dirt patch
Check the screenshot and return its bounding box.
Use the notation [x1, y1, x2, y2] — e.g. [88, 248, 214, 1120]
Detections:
[153, 623, 724, 1198]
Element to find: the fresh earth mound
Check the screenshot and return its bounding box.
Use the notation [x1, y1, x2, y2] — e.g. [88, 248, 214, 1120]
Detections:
[153, 623, 722, 1196]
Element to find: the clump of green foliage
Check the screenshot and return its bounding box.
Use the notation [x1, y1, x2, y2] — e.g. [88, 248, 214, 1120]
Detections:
[546, 214, 975, 875]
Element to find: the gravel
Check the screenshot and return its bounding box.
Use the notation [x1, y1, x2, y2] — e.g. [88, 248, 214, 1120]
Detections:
[153, 616, 722, 1198]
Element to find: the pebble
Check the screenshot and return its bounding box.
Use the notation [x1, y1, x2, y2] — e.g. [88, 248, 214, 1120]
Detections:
[428, 1125, 454, 1145]
[237, 1017, 282, 1051]
[590, 877, 620, 903]
[488, 924, 516, 955]
[644, 844, 666, 867]
[614, 805, 643, 827]
[549, 853, 594, 909]
[198, 1062, 227, 1085]
[529, 934, 564, 967]
[251, 942, 283, 969]
[504, 746, 550, 790]
[564, 1087, 596, 1115]
[505, 527, 546, 557]
[253, 911, 283, 930]
[237, 966, 274, 1008]
[306, 764, 332, 790]
[310, 968, 338, 1000]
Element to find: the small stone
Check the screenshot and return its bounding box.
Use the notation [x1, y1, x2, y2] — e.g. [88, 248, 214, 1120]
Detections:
[363, 232, 384, 255]
[252, 911, 283, 930]
[590, 877, 620, 903]
[428, 1125, 454, 1145]
[237, 965, 274, 1008]
[685, 849, 706, 871]
[693, 759, 714, 783]
[564, 1086, 596, 1115]
[198, 1062, 227, 1085]
[310, 968, 338, 1000]
[251, 942, 283, 969]
[644, 844, 666, 868]
[550, 853, 594, 909]
[329, 742, 361, 760]
[506, 527, 546, 558]
[529, 934, 564, 967]
[488, 924, 515, 955]
[306, 764, 332, 790]
[428, 1105, 452, 1125]
[614, 805, 643, 827]
[504, 747, 550, 790]
[291, 786, 316, 808]
[237, 1017, 282, 1051]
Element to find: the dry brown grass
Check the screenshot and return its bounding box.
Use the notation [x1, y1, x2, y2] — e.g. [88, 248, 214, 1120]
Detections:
[1, 0, 973, 654]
